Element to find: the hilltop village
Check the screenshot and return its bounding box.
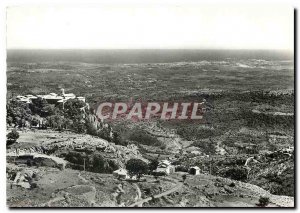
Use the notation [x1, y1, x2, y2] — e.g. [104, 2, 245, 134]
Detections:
[16, 88, 86, 105]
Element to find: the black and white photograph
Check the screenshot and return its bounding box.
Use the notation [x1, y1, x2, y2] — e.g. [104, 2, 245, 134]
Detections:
[4, 1, 295, 208]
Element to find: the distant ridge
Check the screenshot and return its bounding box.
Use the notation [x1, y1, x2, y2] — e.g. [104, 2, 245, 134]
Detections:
[7, 49, 293, 64]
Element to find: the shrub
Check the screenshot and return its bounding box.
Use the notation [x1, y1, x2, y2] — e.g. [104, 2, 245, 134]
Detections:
[30, 182, 38, 189]
[229, 182, 236, 187]
[218, 166, 248, 182]
[6, 129, 19, 145]
[65, 152, 118, 173]
[191, 139, 216, 155]
[112, 132, 129, 146]
[182, 174, 187, 182]
[257, 196, 270, 207]
[129, 129, 162, 147]
[65, 151, 86, 165]
[177, 126, 216, 140]
[97, 128, 112, 141]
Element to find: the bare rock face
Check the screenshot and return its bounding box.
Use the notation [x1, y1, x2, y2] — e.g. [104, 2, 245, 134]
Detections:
[7, 130, 147, 173]
[7, 165, 41, 189]
[223, 185, 234, 194]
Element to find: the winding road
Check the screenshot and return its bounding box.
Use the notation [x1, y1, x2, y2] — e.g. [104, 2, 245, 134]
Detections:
[128, 177, 183, 207]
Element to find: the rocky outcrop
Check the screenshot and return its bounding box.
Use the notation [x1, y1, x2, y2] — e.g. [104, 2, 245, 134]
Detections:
[7, 153, 67, 170]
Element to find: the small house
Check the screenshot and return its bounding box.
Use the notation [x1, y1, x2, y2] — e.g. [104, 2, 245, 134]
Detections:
[189, 166, 200, 175]
[113, 168, 129, 180]
[153, 160, 175, 175]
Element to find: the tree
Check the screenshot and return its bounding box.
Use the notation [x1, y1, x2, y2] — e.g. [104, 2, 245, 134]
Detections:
[30, 97, 48, 116]
[7, 99, 32, 126]
[97, 127, 111, 141]
[7, 129, 19, 145]
[61, 99, 86, 133]
[63, 119, 73, 130]
[63, 99, 86, 120]
[149, 159, 159, 172]
[47, 115, 65, 130]
[6, 116, 13, 126]
[41, 104, 56, 117]
[31, 116, 39, 127]
[91, 154, 105, 173]
[73, 121, 86, 134]
[126, 159, 148, 180]
[86, 121, 98, 136]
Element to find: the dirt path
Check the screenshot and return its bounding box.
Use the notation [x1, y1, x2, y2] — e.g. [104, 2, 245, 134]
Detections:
[41, 196, 65, 207]
[128, 177, 183, 207]
[133, 183, 142, 201]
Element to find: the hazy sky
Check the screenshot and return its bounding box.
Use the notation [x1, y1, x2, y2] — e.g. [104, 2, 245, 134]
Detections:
[6, 4, 294, 49]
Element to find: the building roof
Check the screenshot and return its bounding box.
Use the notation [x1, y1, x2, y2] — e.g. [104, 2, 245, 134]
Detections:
[25, 95, 37, 98]
[64, 93, 75, 97]
[155, 167, 168, 172]
[159, 160, 171, 165]
[113, 168, 128, 175]
[190, 166, 200, 170]
[15, 91, 85, 104]
[38, 94, 64, 100]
